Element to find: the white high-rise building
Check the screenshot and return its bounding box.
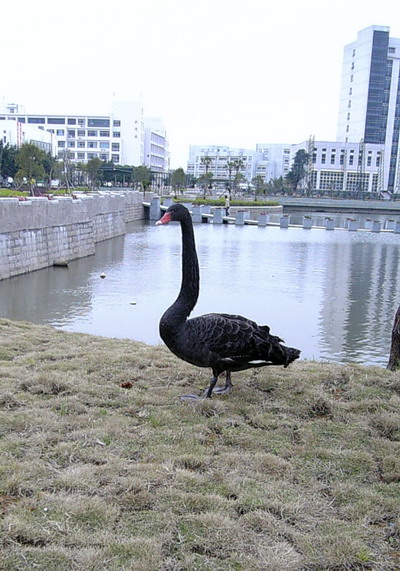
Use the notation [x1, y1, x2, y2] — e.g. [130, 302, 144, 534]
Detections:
[337, 25, 400, 192]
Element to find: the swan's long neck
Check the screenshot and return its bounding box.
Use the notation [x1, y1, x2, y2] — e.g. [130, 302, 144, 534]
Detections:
[160, 215, 199, 337]
[177, 216, 199, 315]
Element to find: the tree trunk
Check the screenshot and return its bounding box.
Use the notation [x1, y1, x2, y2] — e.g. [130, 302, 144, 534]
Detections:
[387, 305, 400, 370]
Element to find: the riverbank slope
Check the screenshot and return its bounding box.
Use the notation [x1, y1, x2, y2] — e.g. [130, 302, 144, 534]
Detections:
[0, 318, 399, 569]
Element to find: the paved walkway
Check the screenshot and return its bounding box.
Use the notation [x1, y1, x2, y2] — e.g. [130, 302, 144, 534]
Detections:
[270, 196, 400, 214]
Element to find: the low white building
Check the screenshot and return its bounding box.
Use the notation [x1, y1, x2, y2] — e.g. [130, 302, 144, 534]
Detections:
[255, 143, 293, 181]
[1, 116, 57, 155]
[187, 145, 256, 185]
[292, 140, 384, 193]
[0, 100, 169, 172]
[144, 117, 169, 173]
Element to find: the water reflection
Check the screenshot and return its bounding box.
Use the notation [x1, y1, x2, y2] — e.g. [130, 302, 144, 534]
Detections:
[1, 220, 399, 367]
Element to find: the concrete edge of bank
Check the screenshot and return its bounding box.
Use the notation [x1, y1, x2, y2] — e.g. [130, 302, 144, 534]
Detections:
[0, 191, 153, 281]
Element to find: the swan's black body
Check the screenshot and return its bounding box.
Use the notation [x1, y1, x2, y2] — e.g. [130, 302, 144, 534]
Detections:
[156, 204, 300, 398]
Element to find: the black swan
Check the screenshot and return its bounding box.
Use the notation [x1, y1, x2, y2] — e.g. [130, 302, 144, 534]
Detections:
[156, 203, 300, 399]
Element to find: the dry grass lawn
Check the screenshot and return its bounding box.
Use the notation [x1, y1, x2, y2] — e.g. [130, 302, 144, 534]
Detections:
[0, 317, 399, 570]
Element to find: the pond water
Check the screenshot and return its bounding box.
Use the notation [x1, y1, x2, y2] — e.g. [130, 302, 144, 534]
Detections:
[1, 218, 400, 367]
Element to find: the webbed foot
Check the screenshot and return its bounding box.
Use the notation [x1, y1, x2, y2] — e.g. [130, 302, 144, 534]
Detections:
[179, 393, 203, 401]
[213, 385, 232, 395]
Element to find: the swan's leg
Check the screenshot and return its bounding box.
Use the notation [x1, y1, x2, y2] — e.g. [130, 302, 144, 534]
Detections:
[179, 371, 220, 401]
[213, 371, 233, 394]
[204, 374, 219, 398]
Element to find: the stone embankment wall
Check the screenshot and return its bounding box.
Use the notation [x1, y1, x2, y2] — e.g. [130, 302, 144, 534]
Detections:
[0, 191, 151, 280]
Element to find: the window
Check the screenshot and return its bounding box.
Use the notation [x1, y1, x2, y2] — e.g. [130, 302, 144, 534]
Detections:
[349, 155, 354, 165]
[113, 131, 121, 138]
[349, 87, 352, 95]
[28, 117, 45, 124]
[67, 118, 76, 125]
[348, 100, 351, 108]
[78, 141, 85, 148]
[100, 142, 110, 149]
[100, 154, 108, 161]
[351, 62, 354, 70]
[321, 154, 326, 164]
[350, 75, 353, 83]
[68, 130, 76, 138]
[87, 153, 98, 159]
[56, 129, 65, 136]
[47, 117, 65, 124]
[88, 141, 97, 148]
[17, 117, 26, 123]
[112, 154, 120, 162]
[347, 113, 351, 120]
[113, 120, 121, 126]
[99, 130, 110, 137]
[346, 125, 349, 132]
[330, 155, 336, 164]
[77, 130, 85, 137]
[88, 118, 110, 128]
[77, 152, 85, 160]
[78, 118, 85, 126]
[367, 156, 372, 166]
[58, 141, 65, 147]
[88, 130, 97, 137]
[112, 143, 120, 151]
[68, 152, 75, 159]
[68, 141, 75, 148]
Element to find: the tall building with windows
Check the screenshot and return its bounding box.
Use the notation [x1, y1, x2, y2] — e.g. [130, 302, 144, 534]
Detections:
[337, 25, 400, 192]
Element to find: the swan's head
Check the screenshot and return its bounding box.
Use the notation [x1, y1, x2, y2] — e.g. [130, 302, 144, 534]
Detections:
[156, 203, 190, 225]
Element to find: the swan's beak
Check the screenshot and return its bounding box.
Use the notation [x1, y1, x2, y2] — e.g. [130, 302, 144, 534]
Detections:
[156, 212, 172, 225]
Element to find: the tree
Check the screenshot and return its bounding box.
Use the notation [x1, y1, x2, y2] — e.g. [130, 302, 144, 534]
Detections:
[86, 157, 103, 190]
[286, 150, 310, 193]
[42, 152, 61, 189]
[198, 171, 214, 198]
[251, 175, 266, 200]
[200, 156, 212, 198]
[171, 167, 186, 197]
[16, 143, 47, 195]
[132, 165, 152, 193]
[225, 160, 235, 195]
[232, 158, 245, 194]
[0, 142, 19, 181]
[387, 305, 400, 370]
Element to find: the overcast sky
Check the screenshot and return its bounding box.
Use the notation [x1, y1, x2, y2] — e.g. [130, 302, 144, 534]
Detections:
[2, 0, 399, 167]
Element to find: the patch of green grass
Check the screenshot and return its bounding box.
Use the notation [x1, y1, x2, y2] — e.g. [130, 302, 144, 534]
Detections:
[0, 318, 399, 569]
[0, 189, 27, 197]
